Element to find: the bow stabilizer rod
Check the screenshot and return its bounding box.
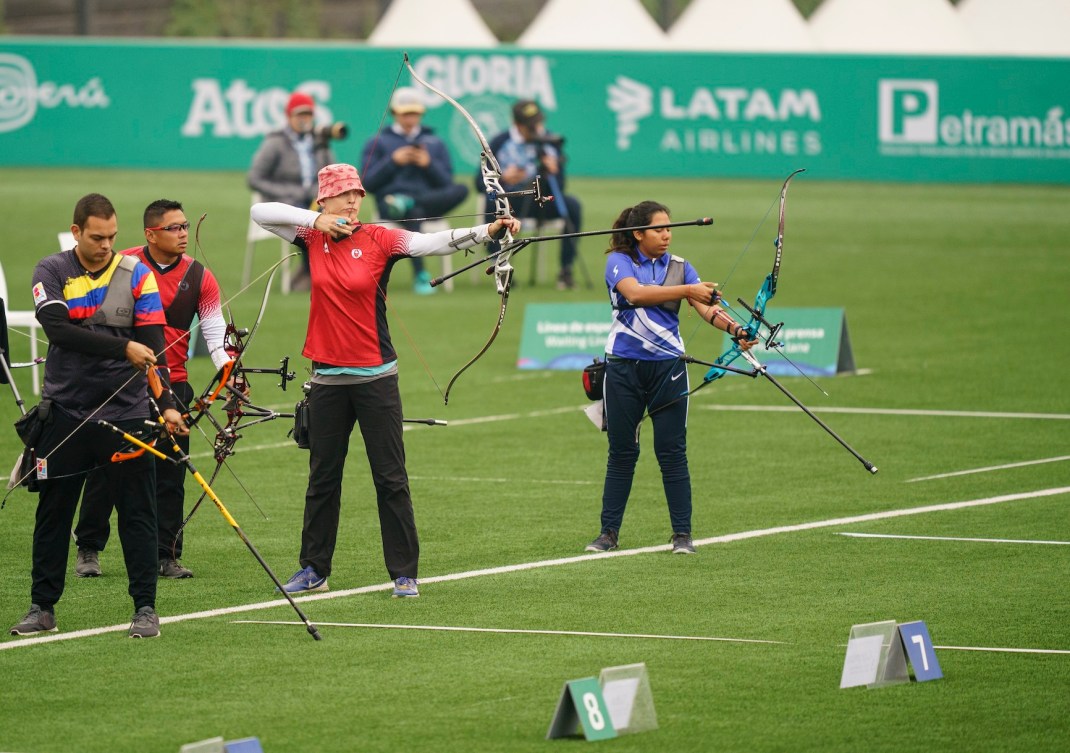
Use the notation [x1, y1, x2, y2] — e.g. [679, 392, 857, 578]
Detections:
[430, 218, 714, 288]
[97, 415, 324, 640]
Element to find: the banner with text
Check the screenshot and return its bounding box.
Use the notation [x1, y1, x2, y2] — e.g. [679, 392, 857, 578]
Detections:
[518, 302, 611, 370]
[1, 39, 1067, 183]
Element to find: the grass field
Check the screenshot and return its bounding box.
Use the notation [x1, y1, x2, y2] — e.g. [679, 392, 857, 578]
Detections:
[0, 169, 1068, 753]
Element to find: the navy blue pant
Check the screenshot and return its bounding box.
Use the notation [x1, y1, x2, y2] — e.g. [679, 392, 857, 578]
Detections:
[31, 405, 157, 611]
[76, 380, 193, 560]
[600, 357, 692, 536]
[302, 375, 418, 580]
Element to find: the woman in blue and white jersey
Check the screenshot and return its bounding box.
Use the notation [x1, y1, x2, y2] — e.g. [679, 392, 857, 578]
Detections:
[585, 200, 757, 556]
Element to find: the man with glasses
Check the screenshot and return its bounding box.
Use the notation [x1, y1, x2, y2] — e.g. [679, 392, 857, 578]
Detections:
[73, 199, 232, 581]
[10, 193, 185, 639]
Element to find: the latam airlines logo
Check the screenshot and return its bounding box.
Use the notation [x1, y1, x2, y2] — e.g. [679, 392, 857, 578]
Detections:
[606, 74, 822, 157]
[0, 53, 110, 133]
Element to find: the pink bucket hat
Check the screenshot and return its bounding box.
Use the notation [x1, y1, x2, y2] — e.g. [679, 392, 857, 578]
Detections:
[316, 163, 366, 203]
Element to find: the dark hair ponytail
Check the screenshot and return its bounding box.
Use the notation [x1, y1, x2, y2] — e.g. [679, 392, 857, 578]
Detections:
[606, 201, 671, 262]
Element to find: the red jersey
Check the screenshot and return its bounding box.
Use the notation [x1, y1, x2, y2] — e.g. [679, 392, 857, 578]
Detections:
[123, 246, 223, 383]
[293, 223, 413, 367]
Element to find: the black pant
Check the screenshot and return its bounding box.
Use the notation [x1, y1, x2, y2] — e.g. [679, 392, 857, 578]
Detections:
[75, 380, 193, 560]
[32, 405, 157, 610]
[302, 375, 418, 580]
[600, 358, 692, 535]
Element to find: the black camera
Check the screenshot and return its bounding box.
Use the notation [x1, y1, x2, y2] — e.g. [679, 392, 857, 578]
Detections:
[313, 122, 349, 141]
[529, 133, 565, 148]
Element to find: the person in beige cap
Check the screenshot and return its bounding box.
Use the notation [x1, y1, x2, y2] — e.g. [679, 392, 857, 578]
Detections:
[248, 91, 338, 291]
[360, 87, 469, 295]
[251, 163, 520, 599]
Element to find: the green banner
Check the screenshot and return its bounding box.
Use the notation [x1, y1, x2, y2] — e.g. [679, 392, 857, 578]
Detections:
[720, 306, 854, 377]
[518, 302, 611, 370]
[1, 39, 1067, 182]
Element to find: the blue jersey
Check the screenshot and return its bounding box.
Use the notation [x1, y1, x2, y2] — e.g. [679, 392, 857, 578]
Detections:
[604, 250, 700, 360]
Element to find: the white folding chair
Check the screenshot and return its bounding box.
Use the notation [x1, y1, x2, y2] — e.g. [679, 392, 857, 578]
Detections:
[242, 192, 294, 294]
[0, 258, 42, 395]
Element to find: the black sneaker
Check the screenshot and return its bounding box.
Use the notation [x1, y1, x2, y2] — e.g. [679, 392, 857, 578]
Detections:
[76, 547, 101, 577]
[129, 606, 160, 638]
[585, 529, 619, 552]
[10, 604, 58, 636]
[159, 558, 193, 579]
[670, 532, 696, 554]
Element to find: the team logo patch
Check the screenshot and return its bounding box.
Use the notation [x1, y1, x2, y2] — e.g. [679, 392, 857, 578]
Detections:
[32, 282, 47, 305]
[351, 248, 363, 259]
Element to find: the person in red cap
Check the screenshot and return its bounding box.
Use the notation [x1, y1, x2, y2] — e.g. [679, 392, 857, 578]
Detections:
[251, 163, 520, 599]
[247, 91, 337, 291]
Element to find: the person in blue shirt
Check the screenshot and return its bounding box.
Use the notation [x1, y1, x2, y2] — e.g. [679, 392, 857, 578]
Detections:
[360, 87, 469, 295]
[586, 200, 757, 555]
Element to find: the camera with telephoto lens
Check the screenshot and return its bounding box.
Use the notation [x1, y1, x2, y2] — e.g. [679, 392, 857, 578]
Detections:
[313, 122, 349, 141]
[529, 133, 565, 148]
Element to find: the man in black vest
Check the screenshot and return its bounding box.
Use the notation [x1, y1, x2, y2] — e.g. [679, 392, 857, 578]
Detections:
[10, 193, 185, 638]
[73, 199, 232, 581]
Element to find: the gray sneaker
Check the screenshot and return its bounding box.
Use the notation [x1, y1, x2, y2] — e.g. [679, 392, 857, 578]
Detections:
[129, 606, 160, 638]
[75, 547, 101, 577]
[10, 604, 58, 636]
[159, 558, 193, 579]
[585, 529, 619, 552]
[670, 532, 696, 554]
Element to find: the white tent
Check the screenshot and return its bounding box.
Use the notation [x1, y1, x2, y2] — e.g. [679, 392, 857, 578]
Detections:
[517, 0, 667, 50]
[367, 0, 498, 48]
[667, 0, 817, 52]
[958, 0, 1070, 57]
[809, 0, 977, 54]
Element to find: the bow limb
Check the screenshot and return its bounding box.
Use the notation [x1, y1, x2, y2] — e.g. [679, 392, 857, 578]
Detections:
[404, 53, 518, 400]
[702, 168, 804, 385]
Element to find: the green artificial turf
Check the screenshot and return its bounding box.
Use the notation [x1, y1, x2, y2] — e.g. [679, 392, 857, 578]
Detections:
[0, 169, 1067, 753]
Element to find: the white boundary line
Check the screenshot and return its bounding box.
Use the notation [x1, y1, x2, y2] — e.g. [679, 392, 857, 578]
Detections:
[933, 645, 1070, 655]
[838, 533, 1070, 546]
[696, 405, 1070, 420]
[906, 455, 1070, 483]
[4, 485, 1068, 652]
[232, 620, 784, 644]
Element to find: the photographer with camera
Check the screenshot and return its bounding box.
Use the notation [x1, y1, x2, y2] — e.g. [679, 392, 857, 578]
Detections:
[248, 91, 344, 291]
[479, 99, 583, 290]
[360, 87, 469, 295]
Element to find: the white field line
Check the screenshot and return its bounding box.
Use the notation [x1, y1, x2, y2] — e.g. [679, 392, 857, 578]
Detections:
[188, 405, 588, 461]
[697, 405, 1070, 420]
[907, 456, 1070, 483]
[838, 533, 1070, 546]
[4, 485, 1068, 652]
[933, 645, 1070, 655]
[188, 404, 1070, 463]
[232, 621, 784, 645]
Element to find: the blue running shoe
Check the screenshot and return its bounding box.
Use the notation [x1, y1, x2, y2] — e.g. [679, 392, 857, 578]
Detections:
[278, 565, 328, 594]
[392, 576, 419, 598]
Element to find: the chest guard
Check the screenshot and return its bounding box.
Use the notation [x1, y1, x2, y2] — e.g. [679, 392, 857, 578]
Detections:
[164, 259, 205, 331]
[613, 255, 687, 314]
[80, 254, 139, 328]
